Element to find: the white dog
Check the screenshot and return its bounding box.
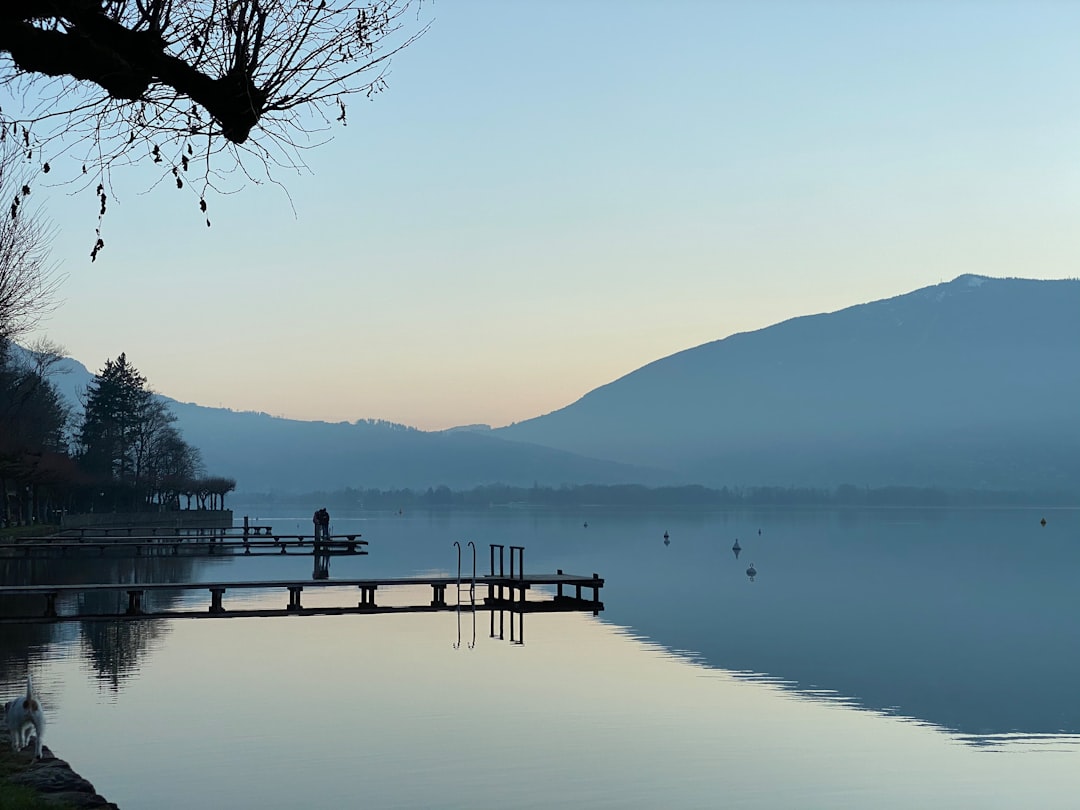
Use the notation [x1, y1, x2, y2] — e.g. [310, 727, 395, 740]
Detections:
[5, 675, 45, 759]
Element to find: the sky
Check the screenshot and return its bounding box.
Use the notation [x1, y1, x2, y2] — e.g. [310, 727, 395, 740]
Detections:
[18, 0, 1080, 431]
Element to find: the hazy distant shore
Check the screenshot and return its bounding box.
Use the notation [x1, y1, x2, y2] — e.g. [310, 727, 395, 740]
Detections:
[235, 483, 1080, 511]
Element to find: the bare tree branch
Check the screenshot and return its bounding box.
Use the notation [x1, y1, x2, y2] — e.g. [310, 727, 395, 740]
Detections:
[0, 1, 430, 257]
[0, 144, 63, 342]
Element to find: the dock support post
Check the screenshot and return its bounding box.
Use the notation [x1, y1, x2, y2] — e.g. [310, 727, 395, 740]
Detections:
[557, 569, 563, 598]
[209, 588, 226, 613]
[509, 546, 524, 581]
[126, 589, 144, 615]
[43, 592, 58, 618]
[287, 586, 303, 611]
[431, 583, 447, 607]
[358, 585, 377, 607]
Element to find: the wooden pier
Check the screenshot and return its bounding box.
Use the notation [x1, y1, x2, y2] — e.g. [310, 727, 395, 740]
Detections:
[0, 534, 367, 559]
[0, 571, 604, 624]
[0, 529, 605, 626]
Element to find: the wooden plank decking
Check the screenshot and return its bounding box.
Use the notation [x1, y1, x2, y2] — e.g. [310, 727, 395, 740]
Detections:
[0, 535, 367, 558]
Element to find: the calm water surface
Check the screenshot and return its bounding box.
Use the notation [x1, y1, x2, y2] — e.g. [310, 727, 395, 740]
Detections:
[2, 507, 1078, 809]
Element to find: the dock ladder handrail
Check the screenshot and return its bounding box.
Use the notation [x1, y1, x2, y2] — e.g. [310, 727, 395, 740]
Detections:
[453, 540, 476, 605]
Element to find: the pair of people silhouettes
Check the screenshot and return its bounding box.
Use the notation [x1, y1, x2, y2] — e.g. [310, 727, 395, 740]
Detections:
[312, 507, 330, 541]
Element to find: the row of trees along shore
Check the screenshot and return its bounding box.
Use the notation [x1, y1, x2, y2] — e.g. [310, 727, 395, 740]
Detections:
[0, 347, 234, 528]
[244, 483, 1080, 510]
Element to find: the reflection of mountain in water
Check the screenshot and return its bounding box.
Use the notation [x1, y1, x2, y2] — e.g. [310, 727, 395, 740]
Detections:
[0, 552, 208, 690]
[587, 508, 1080, 743]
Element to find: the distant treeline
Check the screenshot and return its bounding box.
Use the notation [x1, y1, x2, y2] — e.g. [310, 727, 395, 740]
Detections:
[240, 483, 1080, 510]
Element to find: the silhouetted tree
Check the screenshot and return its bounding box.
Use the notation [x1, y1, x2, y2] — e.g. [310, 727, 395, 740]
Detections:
[0, 143, 62, 342]
[0, 340, 71, 525]
[0, 1, 427, 257]
[78, 353, 153, 483]
[77, 352, 205, 507]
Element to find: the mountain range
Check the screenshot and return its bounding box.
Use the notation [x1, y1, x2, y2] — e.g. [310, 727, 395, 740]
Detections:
[499, 274, 1080, 491]
[34, 274, 1080, 493]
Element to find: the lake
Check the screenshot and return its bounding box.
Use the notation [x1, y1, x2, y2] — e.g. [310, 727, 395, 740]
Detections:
[2, 506, 1078, 808]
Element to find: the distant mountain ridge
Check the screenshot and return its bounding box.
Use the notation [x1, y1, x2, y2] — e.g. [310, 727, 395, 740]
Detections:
[496, 275, 1080, 491]
[25, 349, 671, 493]
[27, 274, 1079, 493]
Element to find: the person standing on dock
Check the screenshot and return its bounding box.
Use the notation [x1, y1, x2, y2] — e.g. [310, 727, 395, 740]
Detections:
[314, 507, 330, 541]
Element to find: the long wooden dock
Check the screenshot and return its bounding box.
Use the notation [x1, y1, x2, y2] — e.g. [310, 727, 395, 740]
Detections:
[0, 534, 367, 558]
[0, 571, 604, 623]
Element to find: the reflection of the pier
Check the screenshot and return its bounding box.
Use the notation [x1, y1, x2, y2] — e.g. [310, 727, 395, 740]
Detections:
[0, 550, 205, 690]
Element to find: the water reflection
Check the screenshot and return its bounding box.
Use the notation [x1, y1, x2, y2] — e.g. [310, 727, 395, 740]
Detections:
[0, 550, 206, 690]
[4, 507, 1080, 750]
[575, 507, 1080, 744]
[79, 620, 168, 691]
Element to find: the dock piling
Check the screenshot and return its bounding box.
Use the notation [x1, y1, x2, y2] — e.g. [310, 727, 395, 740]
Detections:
[287, 586, 303, 611]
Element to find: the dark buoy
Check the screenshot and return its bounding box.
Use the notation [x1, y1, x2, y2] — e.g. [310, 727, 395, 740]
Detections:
[1040, 517, 1047, 526]
[583, 521, 588, 528]
[663, 530, 670, 546]
[746, 563, 757, 582]
[758, 528, 762, 535]
[732, 539, 741, 559]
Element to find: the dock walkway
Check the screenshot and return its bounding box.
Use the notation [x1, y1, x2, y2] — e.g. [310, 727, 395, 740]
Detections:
[1, 534, 366, 558]
[0, 571, 604, 623]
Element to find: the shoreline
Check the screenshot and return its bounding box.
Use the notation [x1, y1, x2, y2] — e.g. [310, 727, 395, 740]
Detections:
[0, 733, 118, 809]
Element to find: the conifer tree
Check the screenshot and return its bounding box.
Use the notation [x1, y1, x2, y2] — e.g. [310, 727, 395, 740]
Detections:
[78, 353, 157, 483]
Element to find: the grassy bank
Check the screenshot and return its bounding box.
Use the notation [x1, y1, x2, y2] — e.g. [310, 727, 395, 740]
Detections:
[0, 751, 77, 810]
[0, 524, 59, 541]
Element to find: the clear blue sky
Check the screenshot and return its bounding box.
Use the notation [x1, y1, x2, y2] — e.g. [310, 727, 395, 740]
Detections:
[24, 1, 1080, 430]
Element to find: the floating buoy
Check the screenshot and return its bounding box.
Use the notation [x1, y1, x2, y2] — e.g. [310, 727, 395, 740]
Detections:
[1040, 518, 1047, 526]
[746, 563, 757, 582]
[758, 528, 762, 536]
[663, 530, 670, 546]
[583, 522, 588, 528]
[732, 539, 741, 558]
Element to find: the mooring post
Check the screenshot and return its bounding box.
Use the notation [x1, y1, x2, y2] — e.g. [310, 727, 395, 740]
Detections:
[243, 515, 250, 537]
[209, 587, 226, 614]
[287, 585, 303, 611]
[358, 585, 377, 607]
[489, 544, 505, 601]
[431, 583, 447, 607]
[557, 569, 564, 598]
[43, 592, 58, 618]
[125, 589, 144, 615]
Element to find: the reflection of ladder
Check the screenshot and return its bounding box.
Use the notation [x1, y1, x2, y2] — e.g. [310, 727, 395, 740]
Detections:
[453, 540, 476, 605]
[453, 541, 476, 649]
